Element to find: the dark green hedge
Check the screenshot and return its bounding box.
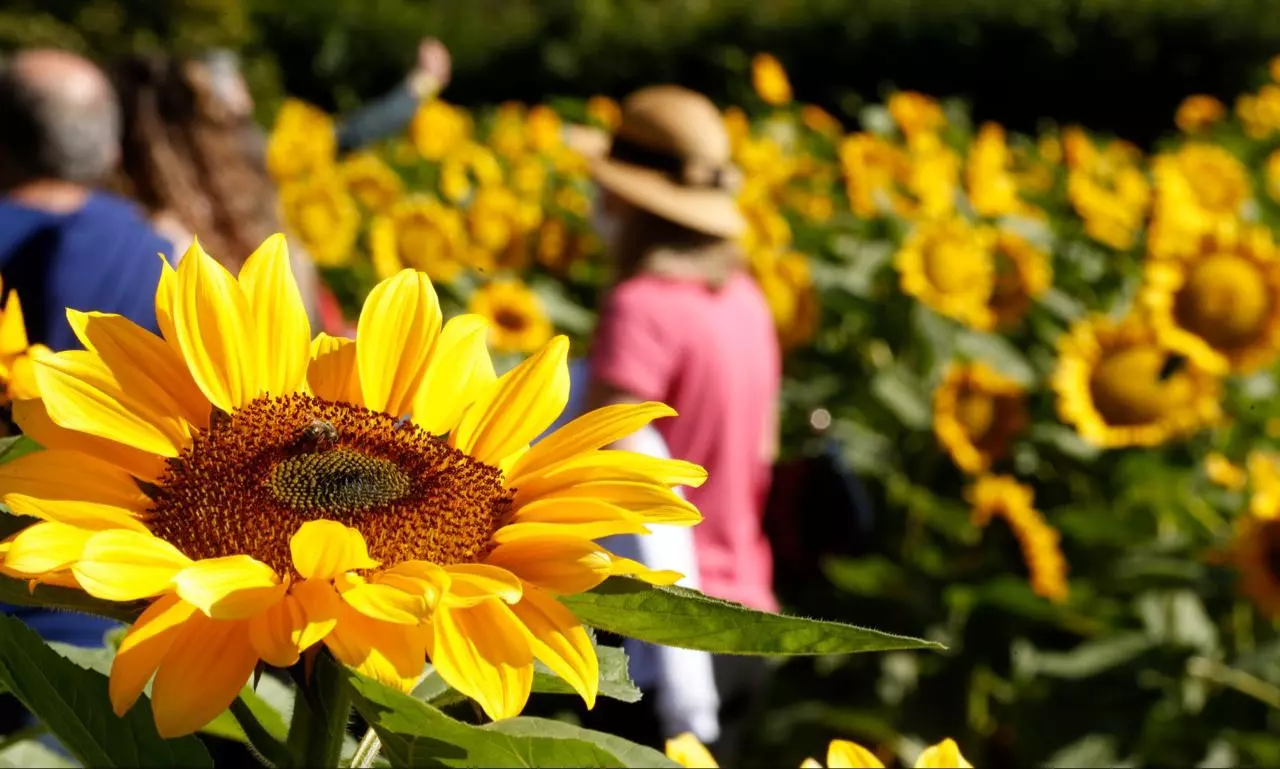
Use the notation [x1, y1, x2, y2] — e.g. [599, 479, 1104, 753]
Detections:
[3, 0, 1280, 145]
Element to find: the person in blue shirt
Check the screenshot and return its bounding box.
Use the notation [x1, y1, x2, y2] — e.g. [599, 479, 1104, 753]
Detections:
[0, 48, 174, 649]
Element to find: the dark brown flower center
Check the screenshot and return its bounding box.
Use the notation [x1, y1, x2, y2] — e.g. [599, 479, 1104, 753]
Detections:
[494, 307, 530, 332]
[145, 394, 513, 576]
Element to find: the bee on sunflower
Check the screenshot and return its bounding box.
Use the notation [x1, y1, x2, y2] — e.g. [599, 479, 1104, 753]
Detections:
[0, 235, 700, 737]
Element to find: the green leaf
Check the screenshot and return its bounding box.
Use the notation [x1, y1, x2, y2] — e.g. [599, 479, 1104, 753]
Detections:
[560, 578, 942, 655]
[413, 645, 640, 707]
[954, 329, 1038, 385]
[870, 364, 931, 431]
[342, 664, 676, 768]
[0, 575, 145, 624]
[0, 615, 212, 767]
[0, 436, 40, 466]
[1011, 633, 1155, 681]
[0, 738, 77, 769]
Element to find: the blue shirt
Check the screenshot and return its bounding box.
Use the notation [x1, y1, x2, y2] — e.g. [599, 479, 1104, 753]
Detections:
[0, 191, 172, 647]
[0, 191, 171, 352]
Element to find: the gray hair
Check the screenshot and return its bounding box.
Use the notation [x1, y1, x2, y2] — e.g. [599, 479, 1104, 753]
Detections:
[0, 55, 122, 185]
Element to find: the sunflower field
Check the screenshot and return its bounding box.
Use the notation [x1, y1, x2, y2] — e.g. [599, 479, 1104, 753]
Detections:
[253, 52, 1280, 766]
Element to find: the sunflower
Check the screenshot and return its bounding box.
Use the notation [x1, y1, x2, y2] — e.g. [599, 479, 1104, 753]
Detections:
[0, 288, 49, 406]
[966, 123, 1036, 219]
[525, 106, 563, 154]
[1228, 506, 1280, 618]
[666, 732, 719, 768]
[467, 279, 554, 355]
[1141, 222, 1280, 374]
[339, 152, 404, 213]
[0, 235, 700, 737]
[800, 105, 843, 137]
[902, 135, 961, 219]
[753, 251, 819, 350]
[839, 133, 911, 218]
[800, 738, 972, 768]
[1152, 144, 1251, 227]
[895, 217, 997, 330]
[264, 99, 335, 182]
[1175, 95, 1226, 134]
[585, 96, 622, 131]
[369, 196, 468, 283]
[1052, 314, 1222, 448]
[989, 232, 1052, 328]
[1204, 452, 1247, 491]
[278, 173, 360, 267]
[410, 99, 472, 161]
[887, 92, 946, 143]
[751, 53, 792, 107]
[933, 362, 1028, 475]
[1063, 129, 1150, 251]
[967, 475, 1069, 603]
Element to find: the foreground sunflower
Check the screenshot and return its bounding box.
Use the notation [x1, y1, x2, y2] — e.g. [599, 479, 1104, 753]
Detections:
[0, 286, 49, 406]
[802, 738, 971, 769]
[932, 361, 1028, 475]
[1052, 314, 1221, 448]
[0, 235, 700, 737]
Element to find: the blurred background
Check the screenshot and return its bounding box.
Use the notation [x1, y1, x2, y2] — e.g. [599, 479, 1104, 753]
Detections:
[6, 1, 1280, 767]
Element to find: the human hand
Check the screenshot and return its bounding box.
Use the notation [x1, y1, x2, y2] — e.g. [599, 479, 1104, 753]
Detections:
[414, 38, 451, 91]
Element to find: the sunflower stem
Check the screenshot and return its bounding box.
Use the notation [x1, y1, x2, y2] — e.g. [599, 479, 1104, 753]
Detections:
[286, 654, 352, 768]
[230, 696, 292, 769]
[349, 727, 383, 768]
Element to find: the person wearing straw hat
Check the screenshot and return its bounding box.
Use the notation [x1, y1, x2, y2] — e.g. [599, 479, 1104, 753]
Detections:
[573, 85, 783, 766]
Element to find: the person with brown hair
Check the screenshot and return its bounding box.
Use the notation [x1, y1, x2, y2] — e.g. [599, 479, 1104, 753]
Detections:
[580, 85, 783, 766]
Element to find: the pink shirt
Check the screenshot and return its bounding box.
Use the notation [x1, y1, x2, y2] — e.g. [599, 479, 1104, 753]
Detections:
[591, 271, 781, 612]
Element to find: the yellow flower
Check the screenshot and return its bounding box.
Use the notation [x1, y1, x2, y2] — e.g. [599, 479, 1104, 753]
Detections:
[265, 99, 336, 181]
[489, 103, 529, 159]
[1205, 452, 1247, 491]
[666, 732, 719, 768]
[1063, 128, 1150, 251]
[585, 95, 622, 131]
[0, 288, 49, 405]
[410, 99, 472, 161]
[511, 157, 548, 200]
[1175, 95, 1226, 133]
[339, 152, 404, 212]
[468, 186, 529, 255]
[1248, 452, 1280, 518]
[839, 133, 910, 218]
[554, 185, 590, 218]
[1228, 498, 1280, 617]
[740, 199, 793, 256]
[752, 53, 793, 106]
[467, 280, 554, 355]
[369, 196, 467, 283]
[723, 107, 752, 153]
[895, 218, 997, 330]
[801, 738, 972, 768]
[888, 92, 946, 141]
[1052, 314, 1221, 448]
[989, 232, 1051, 328]
[968, 476, 1069, 604]
[933, 362, 1028, 475]
[525, 105, 563, 154]
[967, 123, 1037, 219]
[279, 173, 360, 267]
[800, 104, 842, 137]
[753, 251, 819, 350]
[0, 236, 700, 736]
[903, 135, 961, 219]
[1152, 144, 1250, 229]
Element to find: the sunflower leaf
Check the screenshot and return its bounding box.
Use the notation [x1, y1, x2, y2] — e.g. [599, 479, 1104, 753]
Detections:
[0, 574, 145, 624]
[0, 435, 40, 466]
[0, 615, 212, 767]
[560, 577, 944, 655]
[412, 645, 641, 707]
[341, 661, 676, 768]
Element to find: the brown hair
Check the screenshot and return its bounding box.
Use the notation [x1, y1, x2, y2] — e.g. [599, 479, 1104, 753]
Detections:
[110, 54, 280, 269]
[609, 199, 744, 290]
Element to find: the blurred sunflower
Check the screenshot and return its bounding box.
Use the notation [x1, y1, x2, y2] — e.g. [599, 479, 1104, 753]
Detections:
[1204, 452, 1247, 491]
[1142, 223, 1280, 374]
[740, 199, 793, 256]
[722, 107, 752, 153]
[339, 152, 404, 212]
[279, 173, 360, 267]
[968, 476, 1068, 603]
[1052, 314, 1221, 448]
[468, 187, 540, 273]
[1175, 95, 1226, 134]
[753, 251, 819, 350]
[264, 99, 335, 182]
[666, 732, 719, 768]
[488, 103, 529, 159]
[511, 156, 548, 200]
[1152, 144, 1251, 227]
[933, 362, 1028, 475]
[751, 53, 792, 107]
[888, 91, 946, 143]
[585, 95, 622, 131]
[1247, 451, 1280, 519]
[0, 237, 698, 736]
[1265, 149, 1280, 204]
[467, 279, 554, 355]
[801, 737, 972, 768]
[903, 135, 961, 219]
[525, 105, 563, 154]
[1063, 129, 1150, 251]
[839, 133, 910, 218]
[369, 196, 467, 282]
[1234, 86, 1280, 139]
[0, 288, 49, 406]
[1227, 506, 1280, 618]
[410, 99, 472, 161]
[967, 123, 1034, 218]
[800, 104, 843, 137]
[895, 217, 997, 330]
[989, 232, 1052, 327]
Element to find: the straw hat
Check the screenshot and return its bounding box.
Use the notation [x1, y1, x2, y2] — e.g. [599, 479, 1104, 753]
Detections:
[574, 85, 746, 239]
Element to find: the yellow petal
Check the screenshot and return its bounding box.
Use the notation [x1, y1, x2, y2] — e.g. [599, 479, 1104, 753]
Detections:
[507, 585, 598, 708]
[72, 530, 192, 601]
[491, 519, 648, 544]
[412, 314, 496, 434]
[518, 480, 702, 526]
[154, 255, 180, 352]
[323, 598, 429, 692]
[291, 578, 343, 650]
[290, 520, 379, 580]
[0, 449, 150, 512]
[35, 351, 190, 458]
[913, 739, 972, 769]
[151, 612, 259, 737]
[6, 496, 148, 533]
[512, 455, 707, 506]
[174, 555, 284, 619]
[335, 572, 426, 624]
[247, 580, 340, 667]
[483, 536, 612, 595]
[508, 401, 676, 485]
[110, 594, 198, 716]
[827, 739, 885, 768]
[67, 310, 210, 429]
[800, 760, 822, 769]
[374, 561, 451, 610]
[666, 732, 720, 768]
[427, 600, 534, 720]
[171, 239, 259, 412]
[607, 555, 683, 586]
[12, 398, 167, 482]
[239, 234, 311, 397]
[356, 269, 442, 415]
[442, 563, 524, 607]
[4, 521, 93, 575]
[308, 334, 360, 403]
[0, 290, 29, 356]
[7, 344, 51, 402]
[450, 336, 570, 466]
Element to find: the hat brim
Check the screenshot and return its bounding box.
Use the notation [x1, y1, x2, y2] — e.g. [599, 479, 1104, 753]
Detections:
[589, 156, 746, 240]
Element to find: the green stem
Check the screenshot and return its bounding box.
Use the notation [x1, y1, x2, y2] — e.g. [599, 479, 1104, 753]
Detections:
[230, 697, 292, 769]
[349, 728, 383, 769]
[286, 658, 352, 768]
